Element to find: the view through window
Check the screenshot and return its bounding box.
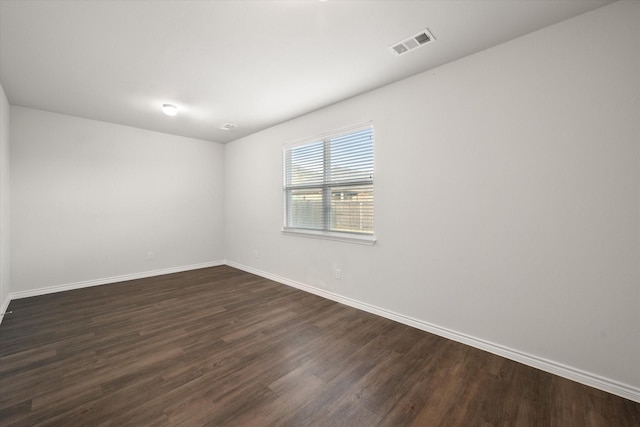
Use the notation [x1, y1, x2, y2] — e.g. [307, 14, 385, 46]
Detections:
[283, 124, 374, 238]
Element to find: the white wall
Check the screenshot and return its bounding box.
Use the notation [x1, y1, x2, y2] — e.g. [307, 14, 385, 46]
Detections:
[10, 107, 225, 293]
[0, 83, 10, 313]
[225, 0, 640, 398]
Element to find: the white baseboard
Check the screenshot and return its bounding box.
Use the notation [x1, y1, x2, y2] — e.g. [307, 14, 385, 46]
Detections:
[225, 261, 640, 404]
[0, 294, 10, 327]
[8, 260, 225, 301]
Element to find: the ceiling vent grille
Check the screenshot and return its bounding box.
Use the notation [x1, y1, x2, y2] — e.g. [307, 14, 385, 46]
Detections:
[389, 29, 435, 56]
[219, 123, 238, 131]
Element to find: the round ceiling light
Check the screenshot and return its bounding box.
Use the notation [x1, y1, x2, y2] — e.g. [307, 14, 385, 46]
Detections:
[162, 104, 178, 116]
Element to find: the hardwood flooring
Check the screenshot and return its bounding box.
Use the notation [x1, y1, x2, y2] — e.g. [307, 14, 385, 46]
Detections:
[0, 265, 638, 426]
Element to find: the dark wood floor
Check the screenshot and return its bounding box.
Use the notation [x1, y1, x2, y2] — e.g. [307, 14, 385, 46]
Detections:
[0, 266, 638, 426]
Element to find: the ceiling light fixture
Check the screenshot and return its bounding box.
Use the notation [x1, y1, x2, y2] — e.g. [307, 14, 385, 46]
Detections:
[162, 104, 178, 116]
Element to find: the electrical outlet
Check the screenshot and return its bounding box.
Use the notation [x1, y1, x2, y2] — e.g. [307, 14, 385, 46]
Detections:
[147, 251, 154, 260]
[335, 269, 341, 280]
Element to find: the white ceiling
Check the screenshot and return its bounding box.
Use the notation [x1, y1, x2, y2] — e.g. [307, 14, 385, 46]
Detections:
[0, 0, 614, 144]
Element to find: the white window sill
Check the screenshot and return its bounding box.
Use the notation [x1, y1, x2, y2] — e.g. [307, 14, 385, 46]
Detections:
[282, 228, 376, 245]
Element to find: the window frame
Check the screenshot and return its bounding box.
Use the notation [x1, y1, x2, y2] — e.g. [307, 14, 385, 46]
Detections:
[282, 122, 376, 245]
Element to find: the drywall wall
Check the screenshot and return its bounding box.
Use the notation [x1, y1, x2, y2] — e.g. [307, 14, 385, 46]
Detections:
[0, 83, 10, 314]
[225, 0, 640, 398]
[10, 107, 225, 293]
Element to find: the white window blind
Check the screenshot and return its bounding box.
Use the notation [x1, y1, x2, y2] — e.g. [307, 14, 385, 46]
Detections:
[283, 124, 374, 240]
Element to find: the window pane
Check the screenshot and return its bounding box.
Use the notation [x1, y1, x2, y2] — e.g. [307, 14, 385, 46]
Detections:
[329, 128, 373, 184]
[329, 185, 373, 234]
[286, 188, 324, 230]
[286, 140, 324, 186]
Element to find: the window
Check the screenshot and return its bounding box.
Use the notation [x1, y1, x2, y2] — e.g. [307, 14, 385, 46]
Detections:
[283, 123, 375, 244]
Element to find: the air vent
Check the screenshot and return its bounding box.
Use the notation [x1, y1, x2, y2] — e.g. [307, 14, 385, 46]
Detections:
[389, 28, 435, 56]
[219, 123, 238, 131]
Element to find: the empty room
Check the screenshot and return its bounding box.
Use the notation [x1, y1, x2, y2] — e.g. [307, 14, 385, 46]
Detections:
[0, 0, 639, 425]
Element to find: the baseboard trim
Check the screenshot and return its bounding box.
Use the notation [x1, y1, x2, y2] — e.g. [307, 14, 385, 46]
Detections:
[0, 294, 11, 327]
[8, 261, 226, 301]
[225, 261, 640, 403]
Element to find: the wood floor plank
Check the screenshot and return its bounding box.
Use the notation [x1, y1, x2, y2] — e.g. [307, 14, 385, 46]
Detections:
[0, 265, 638, 426]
